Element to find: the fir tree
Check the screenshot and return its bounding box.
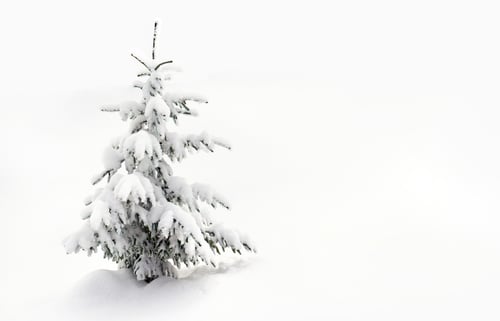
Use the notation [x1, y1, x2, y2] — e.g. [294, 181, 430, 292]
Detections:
[65, 22, 255, 282]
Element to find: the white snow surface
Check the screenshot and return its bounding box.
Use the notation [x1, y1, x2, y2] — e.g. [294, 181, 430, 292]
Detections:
[3, 1, 500, 320]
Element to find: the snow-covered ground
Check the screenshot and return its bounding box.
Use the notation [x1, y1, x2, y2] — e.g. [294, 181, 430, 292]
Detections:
[2, 0, 500, 320]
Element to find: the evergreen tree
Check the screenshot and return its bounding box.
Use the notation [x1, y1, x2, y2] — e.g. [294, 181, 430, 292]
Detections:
[65, 22, 255, 282]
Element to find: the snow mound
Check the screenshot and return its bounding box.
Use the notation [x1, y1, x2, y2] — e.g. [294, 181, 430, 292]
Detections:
[63, 255, 256, 321]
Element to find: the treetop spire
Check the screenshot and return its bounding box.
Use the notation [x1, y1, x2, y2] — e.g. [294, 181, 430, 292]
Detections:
[152, 21, 159, 60]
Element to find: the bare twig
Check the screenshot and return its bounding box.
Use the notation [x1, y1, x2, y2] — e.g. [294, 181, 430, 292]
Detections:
[154, 60, 173, 70]
[131, 53, 151, 71]
[101, 106, 120, 112]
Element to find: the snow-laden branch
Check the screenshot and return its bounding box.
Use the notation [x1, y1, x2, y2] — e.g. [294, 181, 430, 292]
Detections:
[163, 131, 231, 161]
[123, 130, 162, 162]
[206, 223, 256, 254]
[192, 183, 230, 210]
[64, 222, 97, 254]
[114, 172, 156, 205]
[156, 203, 215, 266]
[102, 92, 207, 125]
[163, 176, 230, 211]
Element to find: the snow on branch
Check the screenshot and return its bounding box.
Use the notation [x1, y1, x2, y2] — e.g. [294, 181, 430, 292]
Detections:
[206, 223, 256, 254]
[156, 203, 215, 265]
[123, 130, 162, 162]
[164, 176, 197, 210]
[100, 101, 144, 121]
[163, 131, 231, 161]
[89, 200, 112, 230]
[64, 222, 98, 254]
[166, 92, 208, 104]
[162, 176, 229, 211]
[114, 172, 156, 205]
[163, 92, 207, 122]
[192, 183, 230, 210]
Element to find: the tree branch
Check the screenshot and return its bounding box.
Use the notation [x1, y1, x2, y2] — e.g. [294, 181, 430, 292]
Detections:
[154, 60, 173, 70]
[131, 53, 151, 71]
[101, 106, 120, 112]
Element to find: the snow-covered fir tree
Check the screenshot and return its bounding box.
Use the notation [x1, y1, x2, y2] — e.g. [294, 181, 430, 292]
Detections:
[64, 22, 255, 282]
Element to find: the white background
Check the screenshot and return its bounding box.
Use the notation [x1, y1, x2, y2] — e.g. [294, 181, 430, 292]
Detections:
[1, 0, 500, 320]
